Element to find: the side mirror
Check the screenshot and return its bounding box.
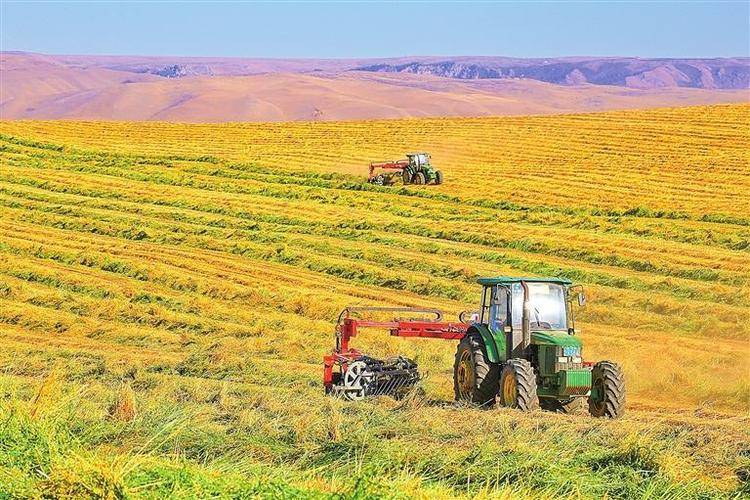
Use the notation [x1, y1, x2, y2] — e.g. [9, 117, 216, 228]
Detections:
[458, 310, 479, 324]
[578, 292, 586, 307]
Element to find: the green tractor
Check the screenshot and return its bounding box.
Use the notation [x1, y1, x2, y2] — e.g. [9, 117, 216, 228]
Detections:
[454, 277, 625, 417]
[368, 152, 443, 185]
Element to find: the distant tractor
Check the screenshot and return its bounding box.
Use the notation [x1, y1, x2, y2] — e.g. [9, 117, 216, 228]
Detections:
[368, 152, 443, 186]
[323, 277, 625, 418]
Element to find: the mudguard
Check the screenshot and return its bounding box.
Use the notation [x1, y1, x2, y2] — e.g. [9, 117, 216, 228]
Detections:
[467, 323, 505, 364]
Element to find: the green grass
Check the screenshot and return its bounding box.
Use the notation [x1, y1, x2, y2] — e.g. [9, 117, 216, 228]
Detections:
[2, 374, 748, 500]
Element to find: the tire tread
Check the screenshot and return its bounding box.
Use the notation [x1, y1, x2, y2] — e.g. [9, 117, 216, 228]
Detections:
[453, 334, 499, 406]
[589, 361, 625, 418]
[499, 358, 539, 411]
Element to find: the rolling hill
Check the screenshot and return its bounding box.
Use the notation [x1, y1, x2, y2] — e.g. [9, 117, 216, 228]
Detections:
[26, 52, 750, 89]
[0, 104, 748, 497]
[1, 52, 748, 122]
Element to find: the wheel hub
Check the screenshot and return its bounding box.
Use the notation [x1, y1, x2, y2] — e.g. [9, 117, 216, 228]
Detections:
[502, 374, 517, 405]
[457, 351, 474, 397]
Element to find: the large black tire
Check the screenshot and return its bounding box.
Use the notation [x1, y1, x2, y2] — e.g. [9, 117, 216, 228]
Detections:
[498, 359, 538, 411]
[540, 397, 587, 415]
[413, 172, 426, 185]
[588, 361, 625, 418]
[453, 334, 499, 406]
[434, 170, 443, 185]
[402, 170, 412, 185]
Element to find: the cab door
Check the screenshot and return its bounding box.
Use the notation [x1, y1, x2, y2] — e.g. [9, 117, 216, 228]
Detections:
[488, 285, 509, 333]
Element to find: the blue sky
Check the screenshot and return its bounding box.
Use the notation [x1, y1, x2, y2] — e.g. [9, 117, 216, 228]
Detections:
[1, 1, 748, 58]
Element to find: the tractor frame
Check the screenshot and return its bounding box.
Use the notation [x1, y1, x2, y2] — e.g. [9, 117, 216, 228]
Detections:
[368, 152, 443, 186]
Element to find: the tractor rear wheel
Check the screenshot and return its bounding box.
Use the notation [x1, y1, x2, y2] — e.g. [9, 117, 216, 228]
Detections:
[402, 170, 412, 184]
[434, 170, 443, 185]
[498, 359, 538, 411]
[453, 334, 498, 406]
[588, 361, 625, 418]
[414, 172, 426, 185]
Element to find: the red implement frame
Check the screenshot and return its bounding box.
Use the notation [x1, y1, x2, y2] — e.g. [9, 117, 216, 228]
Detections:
[368, 159, 409, 181]
[323, 307, 469, 390]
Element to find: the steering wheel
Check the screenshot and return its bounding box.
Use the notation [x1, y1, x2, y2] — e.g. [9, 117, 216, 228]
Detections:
[531, 321, 553, 329]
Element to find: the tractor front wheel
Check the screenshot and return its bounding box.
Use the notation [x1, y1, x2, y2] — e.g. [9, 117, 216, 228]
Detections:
[453, 334, 498, 406]
[434, 170, 443, 185]
[498, 359, 538, 411]
[588, 361, 625, 418]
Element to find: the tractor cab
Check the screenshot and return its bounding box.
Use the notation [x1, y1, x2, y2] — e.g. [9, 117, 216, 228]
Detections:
[476, 277, 583, 359]
[479, 278, 578, 331]
[406, 152, 430, 169]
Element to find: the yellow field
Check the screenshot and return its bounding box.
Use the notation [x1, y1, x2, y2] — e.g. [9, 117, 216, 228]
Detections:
[0, 104, 749, 498]
[5, 104, 749, 217]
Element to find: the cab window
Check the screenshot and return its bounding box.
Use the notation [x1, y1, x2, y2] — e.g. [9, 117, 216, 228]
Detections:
[489, 286, 508, 331]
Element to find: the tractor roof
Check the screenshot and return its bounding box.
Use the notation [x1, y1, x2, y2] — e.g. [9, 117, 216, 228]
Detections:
[477, 276, 572, 286]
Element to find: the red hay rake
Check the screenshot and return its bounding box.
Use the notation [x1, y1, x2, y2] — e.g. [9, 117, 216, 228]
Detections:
[323, 307, 469, 400]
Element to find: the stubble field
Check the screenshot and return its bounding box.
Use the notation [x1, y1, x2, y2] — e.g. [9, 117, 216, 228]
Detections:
[0, 104, 748, 498]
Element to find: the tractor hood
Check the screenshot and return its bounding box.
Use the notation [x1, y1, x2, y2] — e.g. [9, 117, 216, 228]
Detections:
[531, 330, 582, 347]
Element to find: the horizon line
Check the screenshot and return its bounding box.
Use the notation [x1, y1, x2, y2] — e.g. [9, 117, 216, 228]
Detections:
[4, 50, 749, 61]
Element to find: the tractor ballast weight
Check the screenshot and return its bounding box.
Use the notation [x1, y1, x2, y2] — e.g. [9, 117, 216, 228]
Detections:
[368, 152, 443, 186]
[323, 278, 625, 418]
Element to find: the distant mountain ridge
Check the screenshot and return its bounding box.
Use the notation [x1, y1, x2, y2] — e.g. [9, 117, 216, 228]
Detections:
[354, 58, 750, 89]
[11, 52, 749, 90]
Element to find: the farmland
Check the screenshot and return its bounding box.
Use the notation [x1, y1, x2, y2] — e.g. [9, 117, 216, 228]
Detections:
[0, 104, 749, 498]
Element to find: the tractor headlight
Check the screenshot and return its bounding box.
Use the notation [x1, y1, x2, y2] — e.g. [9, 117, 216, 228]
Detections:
[563, 346, 581, 357]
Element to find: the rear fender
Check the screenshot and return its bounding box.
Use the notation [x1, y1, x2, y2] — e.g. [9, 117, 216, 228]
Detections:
[468, 324, 502, 364]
